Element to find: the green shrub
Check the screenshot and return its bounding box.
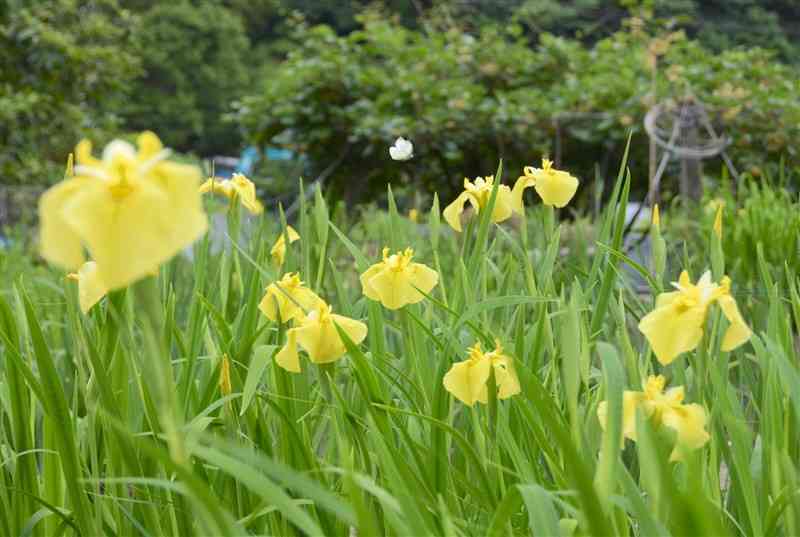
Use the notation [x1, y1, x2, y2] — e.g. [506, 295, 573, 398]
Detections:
[0, 0, 140, 186]
[123, 1, 251, 155]
[233, 10, 800, 203]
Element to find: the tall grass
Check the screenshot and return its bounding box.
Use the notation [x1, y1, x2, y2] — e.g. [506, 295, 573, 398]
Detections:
[1, 151, 799, 536]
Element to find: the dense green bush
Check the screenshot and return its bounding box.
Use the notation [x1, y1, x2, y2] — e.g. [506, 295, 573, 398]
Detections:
[233, 10, 800, 203]
[123, 2, 251, 155]
[0, 0, 140, 186]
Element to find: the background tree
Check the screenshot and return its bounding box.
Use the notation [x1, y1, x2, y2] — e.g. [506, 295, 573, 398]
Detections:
[0, 0, 140, 185]
[122, 1, 251, 156]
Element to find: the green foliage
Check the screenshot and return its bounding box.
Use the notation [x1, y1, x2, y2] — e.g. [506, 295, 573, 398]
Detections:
[123, 1, 251, 155]
[0, 0, 140, 185]
[234, 11, 800, 202]
[3, 148, 800, 535]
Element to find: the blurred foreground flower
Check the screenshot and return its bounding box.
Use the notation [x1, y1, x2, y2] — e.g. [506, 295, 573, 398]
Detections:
[199, 172, 263, 214]
[443, 175, 513, 232]
[271, 226, 300, 266]
[389, 137, 413, 161]
[67, 261, 107, 313]
[639, 271, 751, 365]
[443, 341, 520, 406]
[512, 158, 579, 210]
[360, 247, 439, 310]
[597, 375, 710, 461]
[39, 132, 208, 290]
[275, 303, 368, 373]
[259, 273, 324, 323]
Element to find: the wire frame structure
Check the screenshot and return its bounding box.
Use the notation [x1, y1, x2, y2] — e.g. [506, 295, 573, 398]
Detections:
[644, 95, 739, 203]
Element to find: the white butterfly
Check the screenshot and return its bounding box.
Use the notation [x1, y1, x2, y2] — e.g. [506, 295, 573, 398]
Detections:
[389, 137, 413, 161]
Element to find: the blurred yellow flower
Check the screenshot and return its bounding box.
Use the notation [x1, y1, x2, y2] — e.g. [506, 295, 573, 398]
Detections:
[259, 272, 324, 324]
[408, 208, 419, 223]
[713, 205, 723, 239]
[271, 226, 300, 267]
[512, 159, 579, 210]
[39, 132, 208, 291]
[597, 375, 710, 461]
[360, 247, 439, 310]
[219, 354, 232, 397]
[67, 261, 107, 314]
[275, 303, 368, 373]
[443, 341, 520, 406]
[652, 204, 660, 229]
[638, 271, 751, 365]
[199, 172, 263, 214]
[443, 175, 514, 232]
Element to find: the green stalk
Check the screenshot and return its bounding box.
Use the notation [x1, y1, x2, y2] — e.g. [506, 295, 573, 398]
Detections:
[133, 276, 187, 464]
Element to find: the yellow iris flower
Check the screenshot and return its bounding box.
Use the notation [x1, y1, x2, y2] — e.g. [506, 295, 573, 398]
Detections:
[270, 226, 300, 267]
[638, 270, 751, 365]
[259, 272, 324, 324]
[360, 247, 439, 310]
[442, 175, 514, 232]
[66, 261, 107, 313]
[39, 132, 208, 291]
[512, 158, 579, 210]
[275, 303, 368, 373]
[597, 375, 710, 461]
[442, 341, 521, 406]
[199, 172, 263, 215]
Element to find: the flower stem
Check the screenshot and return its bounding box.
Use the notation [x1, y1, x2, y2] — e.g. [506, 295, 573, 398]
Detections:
[133, 276, 187, 464]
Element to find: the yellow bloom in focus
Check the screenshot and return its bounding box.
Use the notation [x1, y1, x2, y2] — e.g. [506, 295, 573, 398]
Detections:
[512, 159, 579, 210]
[442, 341, 521, 407]
[275, 303, 368, 373]
[259, 272, 324, 324]
[199, 172, 263, 214]
[67, 261, 107, 313]
[271, 226, 300, 267]
[39, 132, 208, 291]
[442, 175, 514, 232]
[638, 271, 751, 365]
[597, 375, 710, 461]
[360, 247, 439, 310]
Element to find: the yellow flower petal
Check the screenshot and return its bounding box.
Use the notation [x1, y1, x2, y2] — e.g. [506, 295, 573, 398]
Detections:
[39, 177, 90, 270]
[513, 160, 579, 209]
[638, 299, 706, 365]
[270, 226, 300, 267]
[230, 173, 264, 214]
[259, 273, 323, 323]
[39, 133, 208, 290]
[359, 263, 384, 301]
[443, 191, 473, 232]
[717, 293, 752, 352]
[492, 355, 521, 400]
[360, 248, 439, 310]
[491, 185, 515, 223]
[511, 174, 535, 213]
[663, 403, 710, 461]
[69, 261, 107, 314]
[275, 329, 302, 373]
[443, 357, 491, 407]
[535, 170, 579, 208]
[293, 310, 367, 364]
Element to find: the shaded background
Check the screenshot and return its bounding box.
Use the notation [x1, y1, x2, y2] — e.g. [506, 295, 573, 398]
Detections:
[2, 0, 799, 208]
